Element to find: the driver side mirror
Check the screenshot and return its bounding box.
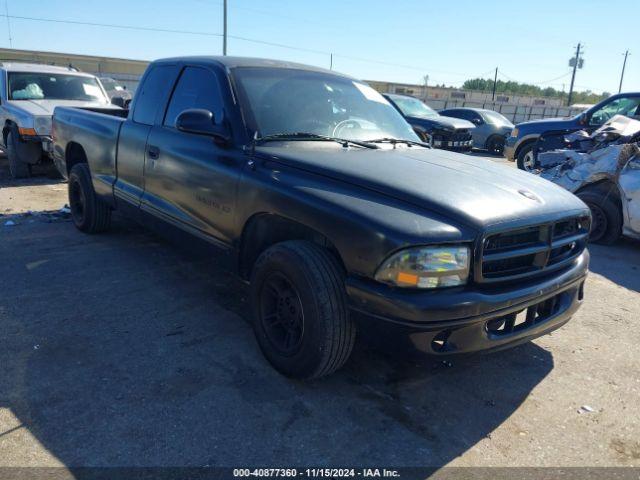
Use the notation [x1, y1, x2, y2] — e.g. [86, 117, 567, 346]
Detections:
[472, 118, 483, 125]
[176, 108, 230, 144]
[579, 112, 589, 125]
[111, 96, 126, 108]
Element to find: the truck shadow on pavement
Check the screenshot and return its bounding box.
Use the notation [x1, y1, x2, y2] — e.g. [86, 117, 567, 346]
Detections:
[0, 214, 554, 467]
[588, 239, 640, 293]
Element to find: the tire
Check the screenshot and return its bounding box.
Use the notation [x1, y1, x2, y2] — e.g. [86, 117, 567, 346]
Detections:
[516, 142, 536, 171]
[6, 131, 31, 179]
[486, 136, 505, 156]
[250, 240, 355, 379]
[68, 163, 111, 233]
[576, 189, 622, 245]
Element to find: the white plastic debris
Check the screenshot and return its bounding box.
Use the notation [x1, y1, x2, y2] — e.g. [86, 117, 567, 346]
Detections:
[4, 220, 16, 226]
[33, 344, 40, 350]
[59, 206, 71, 214]
[578, 405, 596, 414]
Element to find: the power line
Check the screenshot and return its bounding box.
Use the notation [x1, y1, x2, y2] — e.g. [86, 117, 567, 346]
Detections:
[3, 1, 12, 47]
[0, 12, 607, 94]
[0, 14, 223, 37]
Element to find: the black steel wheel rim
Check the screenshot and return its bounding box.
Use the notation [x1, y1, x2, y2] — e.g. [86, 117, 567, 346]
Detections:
[259, 272, 305, 356]
[69, 179, 86, 224]
[588, 203, 607, 241]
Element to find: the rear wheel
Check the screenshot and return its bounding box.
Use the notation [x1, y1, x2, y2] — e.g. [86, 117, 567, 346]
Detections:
[68, 163, 111, 233]
[250, 241, 355, 379]
[576, 189, 622, 244]
[6, 131, 31, 179]
[516, 143, 536, 171]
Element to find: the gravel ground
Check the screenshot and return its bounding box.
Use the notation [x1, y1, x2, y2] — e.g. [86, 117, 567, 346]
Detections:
[0, 153, 638, 471]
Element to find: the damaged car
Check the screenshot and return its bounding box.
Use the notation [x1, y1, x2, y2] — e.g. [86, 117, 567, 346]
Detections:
[505, 92, 640, 171]
[537, 115, 640, 244]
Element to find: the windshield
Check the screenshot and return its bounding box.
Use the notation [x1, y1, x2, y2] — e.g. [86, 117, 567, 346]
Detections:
[388, 95, 439, 119]
[481, 110, 513, 127]
[100, 78, 117, 90]
[8, 72, 108, 103]
[232, 67, 419, 142]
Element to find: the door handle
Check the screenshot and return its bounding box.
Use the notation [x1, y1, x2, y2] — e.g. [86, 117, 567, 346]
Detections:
[148, 145, 160, 160]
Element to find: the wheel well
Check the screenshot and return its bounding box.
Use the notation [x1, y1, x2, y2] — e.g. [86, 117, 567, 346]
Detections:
[484, 134, 503, 149]
[65, 142, 88, 174]
[575, 179, 622, 208]
[238, 214, 345, 280]
[514, 138, 536, 158]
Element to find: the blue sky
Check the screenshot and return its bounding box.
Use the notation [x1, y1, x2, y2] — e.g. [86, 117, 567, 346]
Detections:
[1, 0, 636, 94]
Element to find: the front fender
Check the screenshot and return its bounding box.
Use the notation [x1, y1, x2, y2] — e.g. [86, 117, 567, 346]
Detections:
[235, 157, 476, 277]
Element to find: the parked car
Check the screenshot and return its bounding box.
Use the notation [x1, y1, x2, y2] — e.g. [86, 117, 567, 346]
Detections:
[383, 93, 474, 151]
[52, 56, 590, 379]
[99, 77, 133, 106]
[440, 107, 513, 155]
[504, 92, 640, 171]
[0, 62, 121, 178]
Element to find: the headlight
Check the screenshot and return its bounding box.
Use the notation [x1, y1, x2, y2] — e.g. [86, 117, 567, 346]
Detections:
[510, 127, 519, 138]
[34, 116, 52, 136]
[374, 245, 470, 289]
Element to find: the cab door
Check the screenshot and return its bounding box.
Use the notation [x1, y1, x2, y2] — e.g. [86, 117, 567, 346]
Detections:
[141, 65, 240, 245]
[114, 64, 179, 205]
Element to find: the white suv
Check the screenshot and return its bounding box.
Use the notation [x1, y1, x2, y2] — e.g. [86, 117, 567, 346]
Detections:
[0, 62, 117, 178]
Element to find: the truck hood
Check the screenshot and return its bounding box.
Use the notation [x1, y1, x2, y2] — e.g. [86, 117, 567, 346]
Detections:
[257, 145, 588, 229]
[6, 99, 117, 116]
[517, 116, 579, 133]
[407, 115, 475, 131]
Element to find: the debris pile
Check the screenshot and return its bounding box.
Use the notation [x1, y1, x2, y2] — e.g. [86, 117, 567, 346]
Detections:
[1, 205, 72, 226]
[536, 115, 640, 193]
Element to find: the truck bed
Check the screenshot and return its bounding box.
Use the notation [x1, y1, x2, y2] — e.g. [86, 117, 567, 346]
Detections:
[52, 106, 126, 196]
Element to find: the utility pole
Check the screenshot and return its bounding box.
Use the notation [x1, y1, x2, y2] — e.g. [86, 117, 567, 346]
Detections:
[619, 50, 630, 94]
[4, 0, 13, 48]
[491, 67, 498, 101]
[423, 74, 429, 100]
[330, 53, 333, 70]
[222, 0, 227, 55]
[567, 43, 582, 107]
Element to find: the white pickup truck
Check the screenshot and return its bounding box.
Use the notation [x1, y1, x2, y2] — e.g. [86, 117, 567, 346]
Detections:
[0, 62, 122, 178]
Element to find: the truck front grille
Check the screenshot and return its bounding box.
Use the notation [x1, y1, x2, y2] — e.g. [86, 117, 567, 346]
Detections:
[479, 215, 590, 283]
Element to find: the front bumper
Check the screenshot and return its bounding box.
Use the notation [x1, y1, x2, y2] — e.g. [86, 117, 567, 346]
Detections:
[504, 136, 517, 161]
[346, 250, 588, 355]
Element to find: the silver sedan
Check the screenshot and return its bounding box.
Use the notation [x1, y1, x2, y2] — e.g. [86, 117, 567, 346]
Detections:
[440, 107, 514, 155]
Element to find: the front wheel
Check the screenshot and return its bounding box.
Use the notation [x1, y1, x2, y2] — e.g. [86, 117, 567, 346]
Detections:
[486, 136, 505, 156]
[250, 241, 356, 379]
[516, 143, 536, 171]
[68, 163, 112, 233]
[576, 189, 622, 245]
[6, 131, 31, 179]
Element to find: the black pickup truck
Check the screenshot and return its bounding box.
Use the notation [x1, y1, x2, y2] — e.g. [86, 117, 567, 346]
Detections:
[52, 56, 590, 379]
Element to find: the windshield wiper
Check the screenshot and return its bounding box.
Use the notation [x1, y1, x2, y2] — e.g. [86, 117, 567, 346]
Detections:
[368, 137, 432, 148]
[257, 132, 379, 149]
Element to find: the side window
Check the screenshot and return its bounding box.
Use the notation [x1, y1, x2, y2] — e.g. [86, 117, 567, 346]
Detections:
[133, 65, 178, 125]
[164, 67, 224, 128]
[590, 97, 640, 126]
[469, 111, 484, 124]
